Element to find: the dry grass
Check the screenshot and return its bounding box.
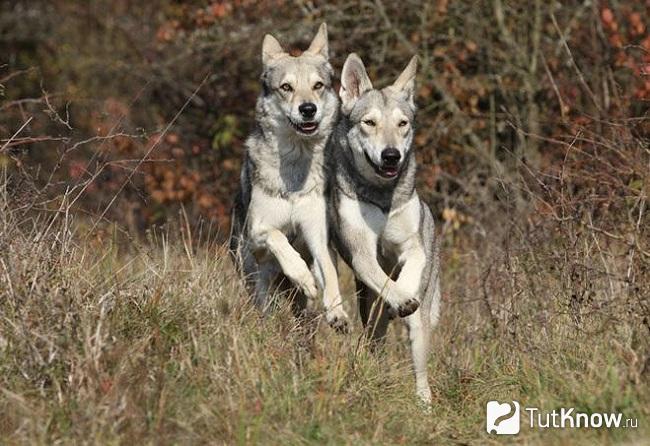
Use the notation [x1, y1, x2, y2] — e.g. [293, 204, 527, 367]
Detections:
[1, 168, 648, 445]
[1, 1, 648, 443]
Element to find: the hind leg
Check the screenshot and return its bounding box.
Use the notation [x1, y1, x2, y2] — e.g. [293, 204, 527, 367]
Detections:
[253, 255, 281, 314]
[404, 310, 432, 405]
[275, 273, 310, 319]
[275, 274, 321, 346]
[357, 280, 390, 345]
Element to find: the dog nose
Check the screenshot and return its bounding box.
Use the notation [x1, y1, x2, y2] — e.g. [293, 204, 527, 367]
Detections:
[299, 102, 317, 119]
[381, 148, 401, 166]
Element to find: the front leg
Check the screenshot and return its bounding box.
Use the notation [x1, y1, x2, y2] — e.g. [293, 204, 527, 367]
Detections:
[337, 196, 419, 317]
[350, 247, 420, 318]
[394, 245, 427, 301]
[318, 247, 350, 332]
[251, 228, 318, 300]
[299, 205, 349, 332]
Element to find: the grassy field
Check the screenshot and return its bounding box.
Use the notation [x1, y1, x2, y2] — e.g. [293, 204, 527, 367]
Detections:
[1, 180, 648, 445]
[2, 1, 648, 444]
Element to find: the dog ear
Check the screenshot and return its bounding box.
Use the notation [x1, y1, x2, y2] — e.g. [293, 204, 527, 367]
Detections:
[306, 23, 328, 59]
[390, 55, 418, 108]
[262, 34, 285, 65]
[340, 53, 373, 114]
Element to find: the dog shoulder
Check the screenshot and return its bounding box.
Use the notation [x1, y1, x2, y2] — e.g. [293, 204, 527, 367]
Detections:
[247, 186, 292, 231]
[383, 194, 423, 246]
[337, 193, 387, 237]
[243, 128, 270, 163]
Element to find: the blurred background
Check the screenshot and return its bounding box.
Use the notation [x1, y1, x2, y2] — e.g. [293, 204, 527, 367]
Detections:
[2, 0, 646, 240]
[1, 3, 649, 442]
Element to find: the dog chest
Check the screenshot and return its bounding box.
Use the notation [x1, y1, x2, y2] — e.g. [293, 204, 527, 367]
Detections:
[383, 195, 422, 247]
[338, 195, 387, 236]
[248, 186, 326, 235]
[338, 194, 421, 255]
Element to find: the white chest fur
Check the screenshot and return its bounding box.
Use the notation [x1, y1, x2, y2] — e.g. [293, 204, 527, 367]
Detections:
[248, 186, 327, 237]
[338, 194, 422, 257]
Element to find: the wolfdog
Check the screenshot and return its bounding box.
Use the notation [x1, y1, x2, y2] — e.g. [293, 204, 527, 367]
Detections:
[229, 23, 349, 331]
[329, 53, 441, 403]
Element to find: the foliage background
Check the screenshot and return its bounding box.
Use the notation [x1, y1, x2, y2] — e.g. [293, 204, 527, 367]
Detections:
[2, 0, 646, 233]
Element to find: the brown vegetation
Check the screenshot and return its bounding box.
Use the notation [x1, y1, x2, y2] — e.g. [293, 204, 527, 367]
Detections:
[1, 0, 649, 443]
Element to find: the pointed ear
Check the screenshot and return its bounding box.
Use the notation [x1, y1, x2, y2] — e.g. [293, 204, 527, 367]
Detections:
[262, 34, 285, 65]
[339, 53, 373, 114]
[390, 56, 418, 107]
[306, 22, 328, 59]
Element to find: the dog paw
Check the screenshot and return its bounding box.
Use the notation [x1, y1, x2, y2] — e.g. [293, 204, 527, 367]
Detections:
[326, 309, 350, 333]
[298, 274, 319, 299]
[395, 298, 420, 318]
[416, 386, 433, 411]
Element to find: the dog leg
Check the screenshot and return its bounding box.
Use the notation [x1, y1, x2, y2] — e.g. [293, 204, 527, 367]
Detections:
[394, 246, 426, 303]
[252, 229, 318, 299]
[357, 280, 390, 345]
[313, 247, 349, 332]
[300, 211, 349, 332]
[350, 247, 419, 318]
[275, 273, 312, 319]
[338, 196, 418, 316]
[404, 310, 432, 405]
[253, 256, 280, 313]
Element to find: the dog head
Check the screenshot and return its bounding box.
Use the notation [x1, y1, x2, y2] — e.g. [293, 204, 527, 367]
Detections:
[338, 53, 417, 183]
[259, 23, 338, 139]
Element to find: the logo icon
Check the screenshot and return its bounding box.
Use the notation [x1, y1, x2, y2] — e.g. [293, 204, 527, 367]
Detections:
[486, 400, 521, 435]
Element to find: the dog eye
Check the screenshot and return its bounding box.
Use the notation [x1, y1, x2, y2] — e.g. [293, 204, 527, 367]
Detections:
[280, 83, 293, 92]
[362, 119, 376, 127]
[313, 82, 324, 90]
[398, 120, 409, 127]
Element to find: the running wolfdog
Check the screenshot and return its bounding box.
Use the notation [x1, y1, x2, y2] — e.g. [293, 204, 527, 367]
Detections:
[329, 53, 441, 403]
[230, 24, 349, 331]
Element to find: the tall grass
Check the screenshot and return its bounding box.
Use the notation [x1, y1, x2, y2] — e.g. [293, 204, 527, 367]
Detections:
[1, 157, 648, 445]
[1, 1, 648, 442]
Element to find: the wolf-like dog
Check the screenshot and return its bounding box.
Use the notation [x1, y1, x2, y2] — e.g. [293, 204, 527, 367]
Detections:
[229, 23, 349, 331]
[329, 53, 441, 403]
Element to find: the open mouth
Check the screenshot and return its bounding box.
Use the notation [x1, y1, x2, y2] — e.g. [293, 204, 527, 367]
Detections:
[289, 119, 319, 135]
[364, 151, 400, 179]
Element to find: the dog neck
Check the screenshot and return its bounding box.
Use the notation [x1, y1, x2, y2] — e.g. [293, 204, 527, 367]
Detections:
[247, 121, 330, 197]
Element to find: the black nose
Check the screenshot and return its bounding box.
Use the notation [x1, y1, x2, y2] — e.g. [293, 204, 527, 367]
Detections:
[299, 102, 317, 119]
[381, 148, 401, 166]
